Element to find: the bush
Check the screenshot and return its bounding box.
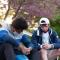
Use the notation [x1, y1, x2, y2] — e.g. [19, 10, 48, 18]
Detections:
[50, 15, 60, 37]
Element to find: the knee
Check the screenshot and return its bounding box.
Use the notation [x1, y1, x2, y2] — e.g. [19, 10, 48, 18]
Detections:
[40, 49, 44, 52]
[40, 49, 47, 54]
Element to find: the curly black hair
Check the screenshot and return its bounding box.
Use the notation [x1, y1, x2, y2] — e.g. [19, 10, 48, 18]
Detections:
[11, 17, 28, 30]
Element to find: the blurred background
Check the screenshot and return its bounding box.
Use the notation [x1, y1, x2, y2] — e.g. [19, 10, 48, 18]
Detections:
[0, 0, 60, 37]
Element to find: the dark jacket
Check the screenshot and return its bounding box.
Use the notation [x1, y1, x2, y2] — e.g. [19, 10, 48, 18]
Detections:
[32, 28, 60, 50]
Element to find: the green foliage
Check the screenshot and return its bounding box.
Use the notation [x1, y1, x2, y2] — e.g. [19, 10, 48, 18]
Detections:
[50, 15, 60, 37]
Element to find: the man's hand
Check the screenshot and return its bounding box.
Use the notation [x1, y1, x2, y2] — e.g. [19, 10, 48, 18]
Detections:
[25, 47, 31, 55]
[42, 44, 52, 49]
[18, 43, 31, 55]
[21, 47, 31, 55]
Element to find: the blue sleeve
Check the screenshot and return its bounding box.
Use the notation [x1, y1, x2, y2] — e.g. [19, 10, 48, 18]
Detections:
[53, 42, 60, 49]
[52, 31, 60, 49]
[0, 31, 20, 47]
[52, 31, 59, 43]
[21, 34, 33, 48]
[31, 31, 40, 49]
[4, 34, 20, 47]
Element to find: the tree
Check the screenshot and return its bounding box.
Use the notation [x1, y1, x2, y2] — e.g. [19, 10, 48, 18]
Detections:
[4, 0, 10, 20]
[2, 0, 60, 20]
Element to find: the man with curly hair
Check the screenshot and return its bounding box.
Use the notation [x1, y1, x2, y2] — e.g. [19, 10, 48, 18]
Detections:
[0, 17, 33, 60]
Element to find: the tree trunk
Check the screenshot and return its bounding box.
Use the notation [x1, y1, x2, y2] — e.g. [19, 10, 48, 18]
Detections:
[12, 0, 25, 19]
